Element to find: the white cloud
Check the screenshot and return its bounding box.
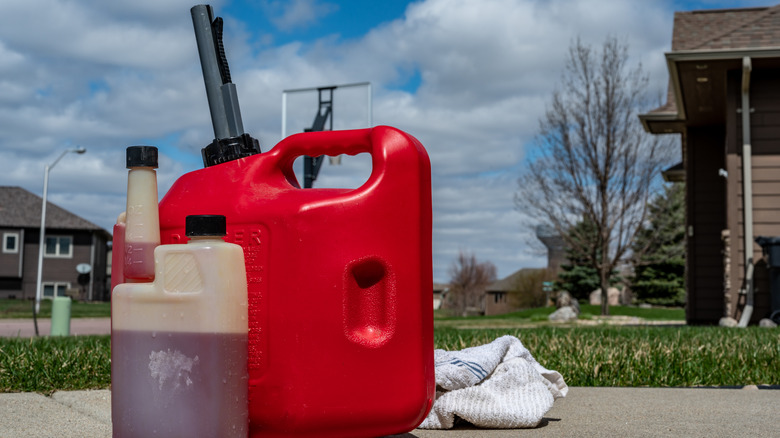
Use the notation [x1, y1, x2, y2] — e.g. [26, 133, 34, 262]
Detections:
[0, 0, 691, 283]
[262, 0, 339, 31]
[0, 0, 195, 69]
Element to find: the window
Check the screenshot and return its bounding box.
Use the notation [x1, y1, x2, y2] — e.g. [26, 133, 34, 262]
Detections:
[44, 235, 73, 258]
[3, 232, 19, 253]
[42, 282, 70, 298]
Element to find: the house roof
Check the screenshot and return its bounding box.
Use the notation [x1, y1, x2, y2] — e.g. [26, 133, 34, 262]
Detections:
[0, 186, 107, 232]
[672, 7, 780, 51]
[641, 4, 780, 132]
[487, 268, 545, 293]
[433, 283, 449, 292]
[662, 162, 685, 183]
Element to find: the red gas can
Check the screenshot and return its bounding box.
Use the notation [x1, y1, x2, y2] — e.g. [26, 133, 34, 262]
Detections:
[157, 126, 434, 437]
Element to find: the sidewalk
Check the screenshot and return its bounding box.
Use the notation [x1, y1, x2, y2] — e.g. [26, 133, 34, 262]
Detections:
[0, 318, 110, 337]
[0, 387, 778, 437]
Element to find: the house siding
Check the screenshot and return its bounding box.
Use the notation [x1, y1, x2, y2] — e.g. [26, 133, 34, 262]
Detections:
[484, 291, 513, 316]
[7, 228, 109, 301]
[725, 68, 780, 324]
[0, 186, 111, 301]
[686, 126, 727, 324]
[0, 227, 23, 278]
[92, 233, 110, 301]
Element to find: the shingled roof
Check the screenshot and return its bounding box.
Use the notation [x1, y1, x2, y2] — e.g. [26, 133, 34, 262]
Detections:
[0, 186, 105, 231]
[487, 268, 545, 293]
[643, 4, 780, 125]
[672, 6, 780, 51]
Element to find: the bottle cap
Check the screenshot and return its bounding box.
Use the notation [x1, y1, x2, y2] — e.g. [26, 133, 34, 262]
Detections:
[186, 215, 227, 237]
[201, 133, 261, 167]
[126, 146, 158, 168]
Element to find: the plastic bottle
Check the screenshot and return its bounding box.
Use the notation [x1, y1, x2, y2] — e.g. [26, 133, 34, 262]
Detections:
[111, 214, 249, 438]
[124, 146, 160, 281]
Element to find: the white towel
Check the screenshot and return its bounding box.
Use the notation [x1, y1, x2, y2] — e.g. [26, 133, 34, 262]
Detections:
[419, 335, 567, 429]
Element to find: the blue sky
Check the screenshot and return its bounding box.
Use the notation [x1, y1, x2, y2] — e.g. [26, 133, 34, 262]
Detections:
[0, 0, 773, 282]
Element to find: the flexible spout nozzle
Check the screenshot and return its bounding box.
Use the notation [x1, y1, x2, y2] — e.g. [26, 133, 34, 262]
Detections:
[191, 4, 261, 167]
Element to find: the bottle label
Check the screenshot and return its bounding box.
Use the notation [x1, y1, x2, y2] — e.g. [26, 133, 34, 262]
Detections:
[225, 225, 269, 374]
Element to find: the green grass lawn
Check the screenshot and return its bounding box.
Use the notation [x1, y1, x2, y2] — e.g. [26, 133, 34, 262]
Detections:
[434, 305, 686, 328]
[436, 305, 686, 320]
[1, 335, 111, 394]
[436, 326, 780, 387]
[0, 299, 110, 319]
[2, 323, 777, 394]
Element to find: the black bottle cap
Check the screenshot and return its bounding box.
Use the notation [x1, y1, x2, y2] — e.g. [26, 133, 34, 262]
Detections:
[126, 146, 158, 168]
[186, 215, 227, 237]
[201, 133, 261, 167]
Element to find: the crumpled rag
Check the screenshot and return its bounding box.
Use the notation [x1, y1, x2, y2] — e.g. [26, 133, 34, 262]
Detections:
[419, 335, 567, 429]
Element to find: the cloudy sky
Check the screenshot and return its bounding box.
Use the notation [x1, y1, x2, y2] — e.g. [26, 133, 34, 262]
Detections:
[0, 0, 771, 282]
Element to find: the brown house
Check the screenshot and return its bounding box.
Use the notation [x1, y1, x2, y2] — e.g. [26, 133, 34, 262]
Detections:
[640, 5, 780, 325]
[484, 268, 547, 316]
[0, 186, 111, 302]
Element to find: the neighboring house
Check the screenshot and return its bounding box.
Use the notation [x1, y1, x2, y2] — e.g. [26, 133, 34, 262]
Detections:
[640, 5, 780, 324]
[0, 186, 111, 301]
[484, 268, 546, 316]
[432, 283, 448, 310]
[438, 268, 548, 316]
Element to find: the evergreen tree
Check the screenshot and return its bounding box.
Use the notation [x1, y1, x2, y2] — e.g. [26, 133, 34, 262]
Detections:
[556, 218, 618, 301]
[630, 183, 685, 306]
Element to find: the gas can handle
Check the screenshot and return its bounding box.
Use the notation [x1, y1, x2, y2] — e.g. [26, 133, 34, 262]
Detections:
[276, 125, 428, 192]
[278, 127, 373, 163]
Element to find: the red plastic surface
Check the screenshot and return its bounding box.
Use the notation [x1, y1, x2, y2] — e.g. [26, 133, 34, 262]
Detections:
[157, 126, 434, 437]
[110, 222, 125, 294]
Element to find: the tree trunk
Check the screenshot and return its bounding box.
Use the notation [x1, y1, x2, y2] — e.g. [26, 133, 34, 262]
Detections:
[600, 269, 610, 316]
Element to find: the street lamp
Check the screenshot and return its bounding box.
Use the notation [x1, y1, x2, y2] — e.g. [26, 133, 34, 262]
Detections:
[34, 147, 87, 324]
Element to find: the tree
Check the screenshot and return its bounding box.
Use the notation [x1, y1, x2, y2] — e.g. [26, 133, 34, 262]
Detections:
[509, 268, 556, 309]
[630, 183, 685, 306]
[444, 250, 497, 316]
[515, 37, 675, 315]
[556, 217, 619, 301]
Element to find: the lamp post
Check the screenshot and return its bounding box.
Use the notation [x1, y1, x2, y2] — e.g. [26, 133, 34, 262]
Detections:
[33, 147, 86, 335]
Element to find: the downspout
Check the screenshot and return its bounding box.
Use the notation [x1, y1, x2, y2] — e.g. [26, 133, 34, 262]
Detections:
[738, 56, 754, 327]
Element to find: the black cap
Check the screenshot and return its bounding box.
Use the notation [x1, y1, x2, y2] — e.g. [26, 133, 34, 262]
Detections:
[126, 146, 158, 168]
[186, 215, 227, 237]
[201, 133, 261, 167]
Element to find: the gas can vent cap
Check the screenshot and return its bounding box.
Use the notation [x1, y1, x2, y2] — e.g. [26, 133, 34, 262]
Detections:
[126, 146, 158, 168]
[186, 215, 227, 237]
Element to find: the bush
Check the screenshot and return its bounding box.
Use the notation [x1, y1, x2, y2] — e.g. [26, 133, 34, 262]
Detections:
[509, 269, 556, 308]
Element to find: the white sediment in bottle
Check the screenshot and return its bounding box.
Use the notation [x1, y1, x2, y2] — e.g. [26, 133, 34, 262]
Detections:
[123, 146, 160, 281]
[111, 214, 249, 438]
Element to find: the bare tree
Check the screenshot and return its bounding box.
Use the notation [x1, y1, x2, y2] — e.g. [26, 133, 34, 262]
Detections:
[515, 37, 675, 316]
[445, 250, 497, 317]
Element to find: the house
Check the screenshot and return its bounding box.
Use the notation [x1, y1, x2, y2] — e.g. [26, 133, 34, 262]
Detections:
[432, 283, 449, 309]
[484, 268, 548, 316]
[0, 186, 111, 302]
[639, 5, 780, 324]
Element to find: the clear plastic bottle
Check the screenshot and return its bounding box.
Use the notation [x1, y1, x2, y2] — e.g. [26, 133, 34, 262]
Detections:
[112, 215, 248, 438]
[124, 146, 160, 281]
